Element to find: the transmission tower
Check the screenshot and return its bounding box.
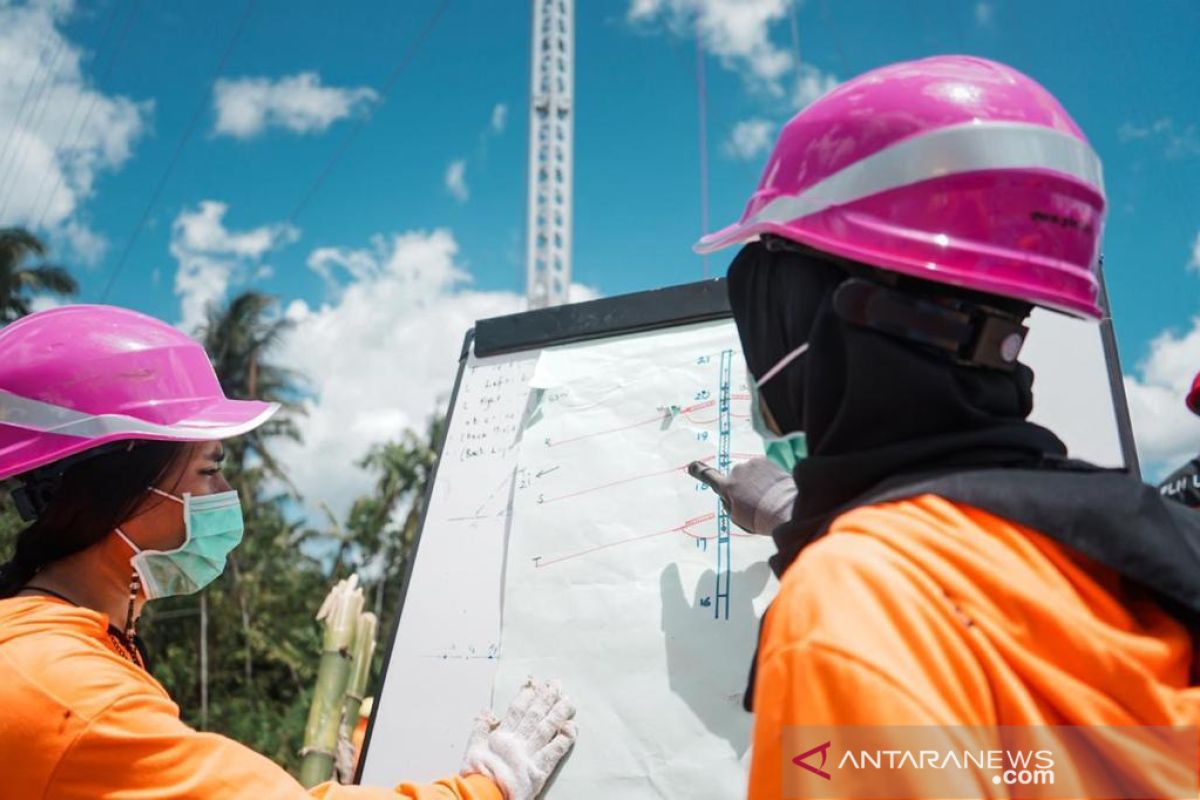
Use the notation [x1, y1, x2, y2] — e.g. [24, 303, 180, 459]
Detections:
[526, 0, 574, 308]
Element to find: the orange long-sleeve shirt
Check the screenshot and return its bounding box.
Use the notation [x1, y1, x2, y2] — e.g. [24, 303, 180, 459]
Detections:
[0, 595, 501, 800]
[748, 494, 1200, 799]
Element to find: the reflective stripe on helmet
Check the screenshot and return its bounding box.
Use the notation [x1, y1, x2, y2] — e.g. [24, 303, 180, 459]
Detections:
[0, 389, 279, 441]
[699, 121, 1103, 254]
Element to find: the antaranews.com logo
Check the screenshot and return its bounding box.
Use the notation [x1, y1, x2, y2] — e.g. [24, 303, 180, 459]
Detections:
[781, 725, 1197, 799]
[792, 739, 1054, 785]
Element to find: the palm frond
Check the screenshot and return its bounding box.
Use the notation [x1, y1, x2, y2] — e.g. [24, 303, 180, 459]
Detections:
[18, 265, 78, 296]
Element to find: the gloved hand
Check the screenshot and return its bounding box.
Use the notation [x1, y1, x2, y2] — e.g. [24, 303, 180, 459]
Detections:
[460, 677, 577, 800]
[693, 457, 797, 534]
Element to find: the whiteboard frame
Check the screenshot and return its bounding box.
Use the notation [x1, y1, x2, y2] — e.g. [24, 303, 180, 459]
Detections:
[356, 276, 1139, 781]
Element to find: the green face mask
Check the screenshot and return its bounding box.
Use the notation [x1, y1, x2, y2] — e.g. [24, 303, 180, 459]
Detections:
[116, 488, 245, 600]
[748, 341, 809, 473]
[748, 381, 808, 472]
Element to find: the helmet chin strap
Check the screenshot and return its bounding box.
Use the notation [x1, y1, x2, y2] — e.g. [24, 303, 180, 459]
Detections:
[832, 278, 1029, 372]
[10, 441, 136, 522]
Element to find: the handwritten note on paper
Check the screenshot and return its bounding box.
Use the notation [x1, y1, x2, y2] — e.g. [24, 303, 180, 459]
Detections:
[453, 359, 530, 465]
[362, 349, 538, 785]
[495, 321, 779, 799]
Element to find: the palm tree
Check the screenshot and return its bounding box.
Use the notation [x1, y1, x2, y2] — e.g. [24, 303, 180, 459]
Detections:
[199, 291, 306, 491]
[344, 414, 444, 617]
[196, 291, 307, 720]
[0, 228, 77, 323]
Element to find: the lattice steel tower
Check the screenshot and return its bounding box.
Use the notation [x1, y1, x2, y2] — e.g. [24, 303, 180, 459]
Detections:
[526, 0, 574, 308]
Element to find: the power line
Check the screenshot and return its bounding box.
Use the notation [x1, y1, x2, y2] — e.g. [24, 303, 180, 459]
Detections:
[24, 0, 121, 221]
[99, 0, 256, 302]
[819, 0, 848, 78]
[282, 0, 451, 228]
[0, 36, 56, 199]
[788, 0, 801, 71]
[35, 0, 142, 230]
[24, 0, 122, 221]
[0, 33, 69, 219]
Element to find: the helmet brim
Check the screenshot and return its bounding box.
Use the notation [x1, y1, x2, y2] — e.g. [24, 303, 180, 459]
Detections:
[0, 398, 279, 482]
[693, 220, 754, 255]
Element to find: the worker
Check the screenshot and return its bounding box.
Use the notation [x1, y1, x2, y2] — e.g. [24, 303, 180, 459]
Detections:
[696, 56, 1200, 798]
[0, 305, 576, 800]
[1158, 370, 1200, 506]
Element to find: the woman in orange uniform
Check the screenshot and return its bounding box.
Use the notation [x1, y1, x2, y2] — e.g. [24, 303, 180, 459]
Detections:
[0, 305, 575, 800]
[698, 57, 1200, 798]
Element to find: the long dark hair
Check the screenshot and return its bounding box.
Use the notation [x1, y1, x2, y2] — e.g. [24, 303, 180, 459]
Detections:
[0, 440, 189, 598]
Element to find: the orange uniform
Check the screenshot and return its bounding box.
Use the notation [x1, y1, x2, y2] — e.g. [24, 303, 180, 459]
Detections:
[747, 494, 1200, 799]
[0, 595, 500, 800]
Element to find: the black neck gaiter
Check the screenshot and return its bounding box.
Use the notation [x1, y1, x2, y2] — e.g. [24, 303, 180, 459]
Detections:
[726, 242, 1067, 578]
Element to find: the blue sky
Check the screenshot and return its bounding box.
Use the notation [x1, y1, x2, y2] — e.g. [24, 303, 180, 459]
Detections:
[3, 0, 1199, 502]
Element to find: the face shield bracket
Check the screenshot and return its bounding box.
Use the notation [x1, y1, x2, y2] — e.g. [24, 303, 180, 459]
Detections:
[832, 278, 1028, 372]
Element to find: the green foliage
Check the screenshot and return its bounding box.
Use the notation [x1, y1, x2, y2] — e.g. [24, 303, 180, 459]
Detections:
[0, 493, 20, 564]
[0, 227, 78, 322]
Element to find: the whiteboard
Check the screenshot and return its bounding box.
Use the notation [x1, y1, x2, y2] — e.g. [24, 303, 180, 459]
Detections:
[359, 281, 1134, 795]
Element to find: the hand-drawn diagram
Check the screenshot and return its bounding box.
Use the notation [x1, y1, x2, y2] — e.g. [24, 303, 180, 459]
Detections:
[495, 321, 779, 799]
[392, 353, 539, 661]
[362, 350, 540, 787]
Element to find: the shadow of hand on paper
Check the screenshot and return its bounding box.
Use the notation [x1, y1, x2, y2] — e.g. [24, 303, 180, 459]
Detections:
[660, 560, 772, 759]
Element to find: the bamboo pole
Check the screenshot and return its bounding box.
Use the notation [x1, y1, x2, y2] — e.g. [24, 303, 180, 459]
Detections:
[299, 575, 363, 787]
[341, 612, 377, 757]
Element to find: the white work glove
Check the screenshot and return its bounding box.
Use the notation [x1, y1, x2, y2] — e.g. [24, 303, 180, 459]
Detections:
[460, 677, 577, 800]
[694, 457, 797, 534]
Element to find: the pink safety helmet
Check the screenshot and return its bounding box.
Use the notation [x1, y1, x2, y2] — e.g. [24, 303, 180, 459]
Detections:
[696, 55, 1107, 320]
[1187, 372, 1200, 417]
[0, 305, 278, 482]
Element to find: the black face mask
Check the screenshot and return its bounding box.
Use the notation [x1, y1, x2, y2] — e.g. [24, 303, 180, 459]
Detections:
[726, 240, 846, 436]
[726, 240, 1066, 573]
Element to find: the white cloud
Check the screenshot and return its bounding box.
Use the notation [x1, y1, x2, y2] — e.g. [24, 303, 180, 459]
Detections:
[0, 0, 150, 260]
[628, 0, 836, 106]
[276, 228, 599, 519]
[170, 201, 299, 331]
[1119, 118, 1172, 141]
[725, 118, 774, 160]
[1118, 117, 1200, 159]
[491, 103, 508, 134]
[28, 294, 64, 314]
[793, 63, 838, 108]
[974, 1, 993, 27]
[1120, 235, 1200, 478]
[282, 232, 492, 516]
[59, 218, 107, 264]
[212, 72, 378, 139]
[1124, 320, 1200, 479]
[629, 0, 793, 91]
[445, 159, 469, 202]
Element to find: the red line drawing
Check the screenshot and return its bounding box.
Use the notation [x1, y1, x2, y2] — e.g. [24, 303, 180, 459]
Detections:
[683, 409, 750, 423]
[547, 399, 716, 448]
[531, 512, 752, 569]
[539, 455, 714, 504]
[536, 449, 770, 505]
